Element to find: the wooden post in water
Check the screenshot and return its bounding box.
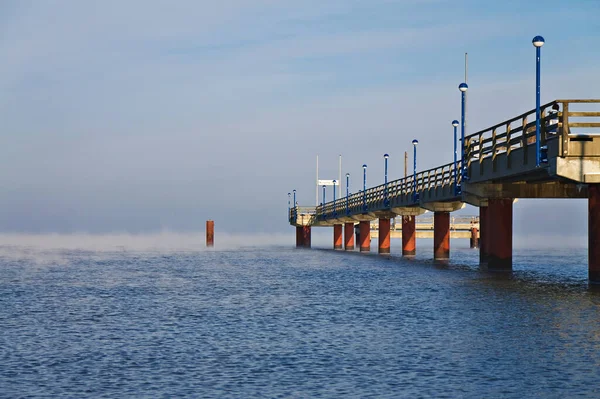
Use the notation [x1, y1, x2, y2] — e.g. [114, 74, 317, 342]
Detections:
[470, 227, 479, 248]
[206, 220, 214, 247]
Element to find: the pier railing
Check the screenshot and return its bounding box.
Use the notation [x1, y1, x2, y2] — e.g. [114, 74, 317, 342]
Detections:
[463, 100, 600, 169]
[315, 160, 462, 220]
[308, 100, 600, 222]
[371, 215, 479, 230]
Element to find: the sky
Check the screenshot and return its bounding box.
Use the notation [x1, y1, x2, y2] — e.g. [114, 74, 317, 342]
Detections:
[0, 0, 599, 236]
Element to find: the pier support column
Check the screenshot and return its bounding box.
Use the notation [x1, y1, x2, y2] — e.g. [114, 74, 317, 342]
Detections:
[433, 212, 450, 260]
[488, 199, 512, 270]
[402, 215, 416, 257]
[296, 226, 303, 247]
[302, 226, 311, 248]
[359, 221, 370, 252]
[333, 225, 343, 250]
[344, 222, 355, 251]
[479, 206, 489, 265]
[378, 218, 391, 254]
[589, 185, 600, 283]
[470, 227, 479, 249]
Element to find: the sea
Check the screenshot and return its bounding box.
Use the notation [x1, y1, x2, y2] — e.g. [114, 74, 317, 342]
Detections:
[1, 233, 599, 398]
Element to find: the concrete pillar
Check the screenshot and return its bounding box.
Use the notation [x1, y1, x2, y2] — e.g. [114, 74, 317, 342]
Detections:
[333, 225, 343, 250]
[479, 207, 489, 264]
[206, 220, 214, 247]
[402, 215, 416, 256]
[433, 212, 450, 260]
[302, 226, 312, 248]
[589, 184, 600, 283]
[470, 227, 479, 248]
[378, 218, 391, 254]
[488, 199, 512, 270]
[359, 221, 370, 252]
[344, 222, 355, 250]
[296, 226, 303, 247]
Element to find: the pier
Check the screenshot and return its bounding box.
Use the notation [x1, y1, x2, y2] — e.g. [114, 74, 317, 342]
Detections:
[289, 99, 600, 282]
[369, 216, 479, 240]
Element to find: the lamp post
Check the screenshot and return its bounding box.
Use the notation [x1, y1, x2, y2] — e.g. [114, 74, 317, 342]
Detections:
[346, 173, 350, 215]
[459, 83, 468, 179]
[362, 164, 367, 211]
[412, 140, 418, 202]
[452, 120, 459, 195]
[322, 185, 326, 205]
[533, 35, 545, 167]
[293, 189, 296, 207]
[384, 153, 389, 206]
[288, 192, 291, 214]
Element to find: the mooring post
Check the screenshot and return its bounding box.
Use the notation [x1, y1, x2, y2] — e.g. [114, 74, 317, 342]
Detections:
[206, 220, 214, 247]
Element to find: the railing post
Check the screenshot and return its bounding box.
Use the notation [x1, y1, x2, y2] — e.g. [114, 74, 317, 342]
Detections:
[561, 102, 570, 157]
[478, 132, 484, 175]
[506, 123, 512, 169]
[492, 128, 498, 172]
[522, 116, 529, 165]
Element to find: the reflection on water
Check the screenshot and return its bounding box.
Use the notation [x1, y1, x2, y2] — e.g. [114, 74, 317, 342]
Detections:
[1, 242, 599, 398]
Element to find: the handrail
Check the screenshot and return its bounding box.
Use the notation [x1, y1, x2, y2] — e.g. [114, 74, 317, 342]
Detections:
[311, 99, 600, 221]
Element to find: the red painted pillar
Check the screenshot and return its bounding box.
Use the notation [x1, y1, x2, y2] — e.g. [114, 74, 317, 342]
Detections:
[433, 212, 450, 260]
[378, 218, 391, 254]
[470, 227, 479, 248]
[402, 215, 416, 256]
[479, 206, 489, 264]
[333, 225, 343, 250]
[302, 226, 312, 248]
[589, 185, 600, 283]
[206, 220, 214, 247]
[359, 221, 371, 252]
[296, 226, 303, 247]
[344, 222, 355, 250]
[488, 199, 512, 270]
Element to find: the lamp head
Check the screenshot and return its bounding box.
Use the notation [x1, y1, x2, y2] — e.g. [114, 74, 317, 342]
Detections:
[293, 189, 296, 193]
[412, 139, 419, 146]
[362, 164, 367, 169]
[346, 172, 350, 177]
[458, 83, 468, 92]
[532, 35, 545, 48]
[384, 153, 389, 159]
[452, 120, 459, 127]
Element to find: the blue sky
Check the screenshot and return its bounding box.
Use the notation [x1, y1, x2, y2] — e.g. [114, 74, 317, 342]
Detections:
[0, 0, 598, 234]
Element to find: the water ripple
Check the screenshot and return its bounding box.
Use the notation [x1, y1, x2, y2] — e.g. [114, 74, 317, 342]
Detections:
[1, 245, 599, 398]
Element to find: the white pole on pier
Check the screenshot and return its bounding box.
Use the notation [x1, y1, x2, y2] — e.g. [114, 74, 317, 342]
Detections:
[316, 155, 319, 206]
[338, 154, 342, 195]
[465, 52, 468, 136]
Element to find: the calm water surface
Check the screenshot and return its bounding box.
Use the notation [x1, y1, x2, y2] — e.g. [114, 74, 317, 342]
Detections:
[1, 240, 600, 398]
